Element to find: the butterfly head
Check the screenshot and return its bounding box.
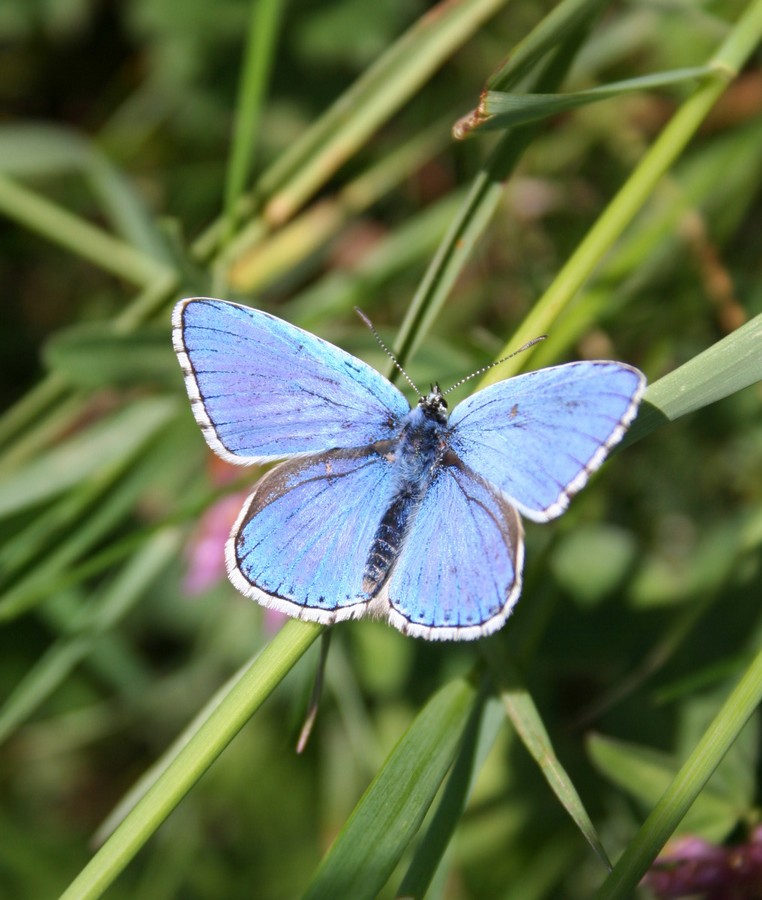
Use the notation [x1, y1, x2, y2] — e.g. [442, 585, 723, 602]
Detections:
[418, 385, 448, 424]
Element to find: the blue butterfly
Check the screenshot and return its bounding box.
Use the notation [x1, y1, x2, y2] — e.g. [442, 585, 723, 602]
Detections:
[173, 297, 645, 641]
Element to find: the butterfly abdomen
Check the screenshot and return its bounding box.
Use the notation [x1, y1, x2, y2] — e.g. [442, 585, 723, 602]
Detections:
[362, 492, 415, 594]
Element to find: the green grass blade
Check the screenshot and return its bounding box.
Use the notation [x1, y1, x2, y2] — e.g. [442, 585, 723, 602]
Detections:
[303, 676, 480, 900]
[0, 413, 185, 620]
[222, 0, 284, 244]
[484, 0, 762, 382]
[485, 647, 612, 868]
[588, 731, 748, 842]
[0, 122, 172, 261]
[0, 396, 178, 518]
[594, 647, 762, 898]
[625, 310, 762, 445]
[0, 172, 172, 287]
[282, 189, 465, 327]
[58, 619, 322, 900]
[392, 10, 596, 376]
[475, 66, 711, 132]
[43, 323, 177, 388]
[94, 633, 309, 845]
[397, 694, 505, 897]
[486, 0, 613, 91]
[259, 0, 506, 225]
[195, 0, 507, 260]
[223, 121, 449, 290]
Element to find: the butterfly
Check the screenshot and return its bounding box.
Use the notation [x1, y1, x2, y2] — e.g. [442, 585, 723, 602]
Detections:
[173, 297, 646, 641]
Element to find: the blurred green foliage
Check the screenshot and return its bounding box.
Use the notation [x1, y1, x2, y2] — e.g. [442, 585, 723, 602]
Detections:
[1, 0, 762, 898]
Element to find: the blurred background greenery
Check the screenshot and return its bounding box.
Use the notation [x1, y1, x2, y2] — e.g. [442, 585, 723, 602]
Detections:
[1, 0, 762, 898]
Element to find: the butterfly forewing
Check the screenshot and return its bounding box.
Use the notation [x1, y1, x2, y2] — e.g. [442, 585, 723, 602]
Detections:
[449, 361, 646, 523]
[173, 298, 409, 464]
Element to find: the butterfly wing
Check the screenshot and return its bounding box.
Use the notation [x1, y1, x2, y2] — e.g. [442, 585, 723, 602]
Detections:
[380, 454, 524, 641]
[227, 444, 399, 624]
[173, 297, 409, 464]
[449, 361, 645, 522]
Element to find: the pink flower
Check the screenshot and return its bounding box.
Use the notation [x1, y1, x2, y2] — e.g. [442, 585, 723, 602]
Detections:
[182, 457, 288, 635]
[183, 492, 246, 595]
[643, 830, 762, 899]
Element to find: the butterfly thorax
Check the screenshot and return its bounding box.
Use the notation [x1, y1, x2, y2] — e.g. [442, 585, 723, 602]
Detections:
[396, 392, 449, 473]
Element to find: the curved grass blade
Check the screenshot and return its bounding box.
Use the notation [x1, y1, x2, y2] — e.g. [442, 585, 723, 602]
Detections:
[624, 310, 762, 446]
[303, 676, 481, 900]
[483, 645, 612, 869]
[58, 619, 322, 900]
[470, 66, 710, 134]
[594, 646, 762, 899]
[397, 694, 505, 897]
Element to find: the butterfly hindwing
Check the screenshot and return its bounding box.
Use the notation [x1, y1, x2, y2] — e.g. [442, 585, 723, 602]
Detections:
[449, 361, 645, 522]
[173, 298, 409, 464]
[382, 454, 524, 641]
[227, 445, 399, 624]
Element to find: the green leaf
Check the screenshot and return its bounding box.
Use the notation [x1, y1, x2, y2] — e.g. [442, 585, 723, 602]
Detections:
[303, 676, 480, 900]
[625, 310, 762, 445]
[484, 649, 611, 869]
[397, 694, 505, 897]
[43, 323, 178, 388]
[0, 397, 179, 518]
[588, 733, 743, 842]
[473, 66, 710, 133]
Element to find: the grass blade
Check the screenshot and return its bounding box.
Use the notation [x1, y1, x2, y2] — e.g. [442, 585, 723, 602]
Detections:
[397, 694, 505, 897]
[222, 0, 284, 244]
[594, 647, 762, 898]
[303, 675, 481, 900]
[474, 66, 711, 132]
[484, 647, 612, 868]
[58, 619, 322, 900]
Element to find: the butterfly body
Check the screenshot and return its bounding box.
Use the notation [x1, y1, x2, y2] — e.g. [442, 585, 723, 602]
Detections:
[361, 392, 449, 596]
[173, 297, 646, 641]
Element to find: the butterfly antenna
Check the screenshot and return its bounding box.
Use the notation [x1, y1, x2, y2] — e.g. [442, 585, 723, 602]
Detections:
[443, 335, 547, 395]
[355, 308, 421, 396]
